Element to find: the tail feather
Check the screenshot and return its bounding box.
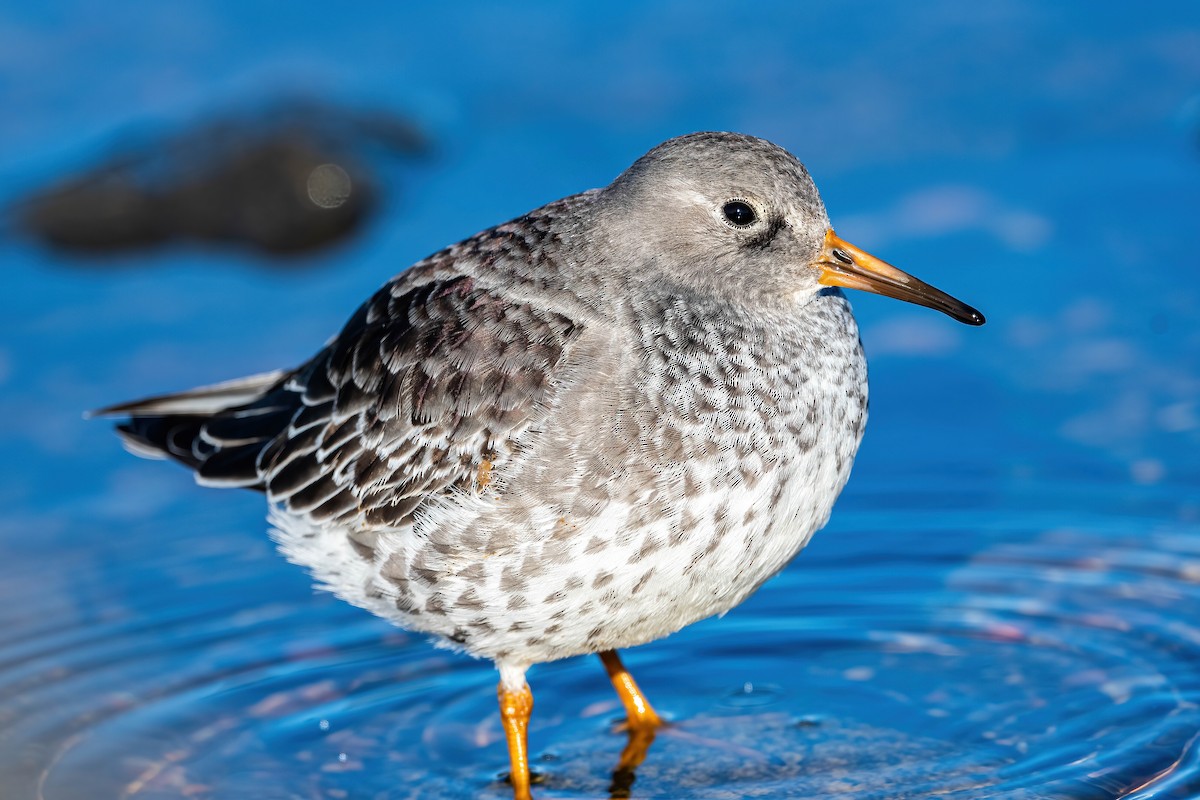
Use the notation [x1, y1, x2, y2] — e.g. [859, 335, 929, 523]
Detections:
[116, 415, 212, 467]
[200, 401, 296, 447]
[195, 441, 271, 487]
[89, 370, 288, 417]
[97, 369, 295, 490]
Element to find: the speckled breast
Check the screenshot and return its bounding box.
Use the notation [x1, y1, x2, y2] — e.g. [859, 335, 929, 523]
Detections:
[353, 289, 868, 665]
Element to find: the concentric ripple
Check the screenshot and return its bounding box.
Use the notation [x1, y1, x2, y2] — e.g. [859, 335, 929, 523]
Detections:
[2, 464, 1198, 799]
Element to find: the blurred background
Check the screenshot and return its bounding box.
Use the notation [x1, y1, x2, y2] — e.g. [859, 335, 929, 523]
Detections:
[1, 2, 1198, 798]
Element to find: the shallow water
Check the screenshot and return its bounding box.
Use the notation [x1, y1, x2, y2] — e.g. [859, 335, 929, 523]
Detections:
[3, 465, 1198, 799]
[2, 2, 1199, 798]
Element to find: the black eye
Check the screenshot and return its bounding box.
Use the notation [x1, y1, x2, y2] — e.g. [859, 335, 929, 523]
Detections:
[722, 200, 757, 228]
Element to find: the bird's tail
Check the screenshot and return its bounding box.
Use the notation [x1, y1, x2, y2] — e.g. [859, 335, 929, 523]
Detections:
[90, 369, 290, 486]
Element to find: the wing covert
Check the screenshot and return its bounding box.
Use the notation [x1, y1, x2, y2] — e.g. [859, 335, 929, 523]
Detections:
[256, 274, 582, 528]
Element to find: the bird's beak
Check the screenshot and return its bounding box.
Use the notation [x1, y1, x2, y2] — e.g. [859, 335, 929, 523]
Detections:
[816, 230, 985, 325]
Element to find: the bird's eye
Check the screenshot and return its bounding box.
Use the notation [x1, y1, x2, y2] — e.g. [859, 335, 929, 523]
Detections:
[722, 200, 757, 228]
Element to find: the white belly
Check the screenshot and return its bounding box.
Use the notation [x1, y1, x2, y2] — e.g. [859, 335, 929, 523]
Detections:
[268, 292, 868, 666]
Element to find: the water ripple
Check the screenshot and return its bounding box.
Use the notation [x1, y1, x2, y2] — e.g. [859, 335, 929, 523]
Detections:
[1, 470, 1198, 799]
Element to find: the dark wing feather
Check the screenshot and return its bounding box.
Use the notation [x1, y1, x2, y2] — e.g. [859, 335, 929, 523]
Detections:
[113, 273, 581, 529]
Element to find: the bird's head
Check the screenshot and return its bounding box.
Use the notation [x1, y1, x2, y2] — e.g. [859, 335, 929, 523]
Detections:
[598, 131, 984, 326]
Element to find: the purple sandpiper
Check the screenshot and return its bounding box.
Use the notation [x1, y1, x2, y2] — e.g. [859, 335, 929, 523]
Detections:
[96, 132, 984, 799]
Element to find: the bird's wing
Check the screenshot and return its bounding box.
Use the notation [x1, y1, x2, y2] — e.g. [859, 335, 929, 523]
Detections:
[124, 272, 582, 529]
[93, 370, 290, 417]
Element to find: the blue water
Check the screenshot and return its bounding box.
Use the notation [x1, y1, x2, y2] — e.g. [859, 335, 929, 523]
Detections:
[2, 2, 1199, 798]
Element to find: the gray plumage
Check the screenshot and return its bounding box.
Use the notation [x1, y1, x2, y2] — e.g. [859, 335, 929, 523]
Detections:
[100, 132, 935, 680]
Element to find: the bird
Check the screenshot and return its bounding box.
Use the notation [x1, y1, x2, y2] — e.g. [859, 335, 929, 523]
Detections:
[94, 131, 984, 799]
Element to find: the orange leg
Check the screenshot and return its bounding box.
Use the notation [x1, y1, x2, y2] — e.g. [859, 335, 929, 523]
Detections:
[599, 649, 663, 786]
[498, 681, 535, 800]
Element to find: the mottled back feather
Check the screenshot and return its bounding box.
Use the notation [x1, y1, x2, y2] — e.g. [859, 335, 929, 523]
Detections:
[111, 256, 582, 530]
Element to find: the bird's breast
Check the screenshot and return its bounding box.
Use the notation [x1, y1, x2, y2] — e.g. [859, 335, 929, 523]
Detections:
[355, 292, 869, 663]
[554, 291, 869, 637]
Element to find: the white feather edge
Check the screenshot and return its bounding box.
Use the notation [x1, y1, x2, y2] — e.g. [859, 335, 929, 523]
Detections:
[89, 369, 288, 418]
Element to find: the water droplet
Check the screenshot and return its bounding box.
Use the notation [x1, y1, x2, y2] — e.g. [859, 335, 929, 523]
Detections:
[722, 681, 782, 708]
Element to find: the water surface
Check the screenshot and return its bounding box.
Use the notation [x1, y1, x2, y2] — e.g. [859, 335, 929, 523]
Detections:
[1, 2, 1198, 798]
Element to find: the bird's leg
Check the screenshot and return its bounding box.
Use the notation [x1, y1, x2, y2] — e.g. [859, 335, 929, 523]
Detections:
[599, 649, 663, 794]
[497, 676, 535, 800]
[600, 649, 663, 735]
